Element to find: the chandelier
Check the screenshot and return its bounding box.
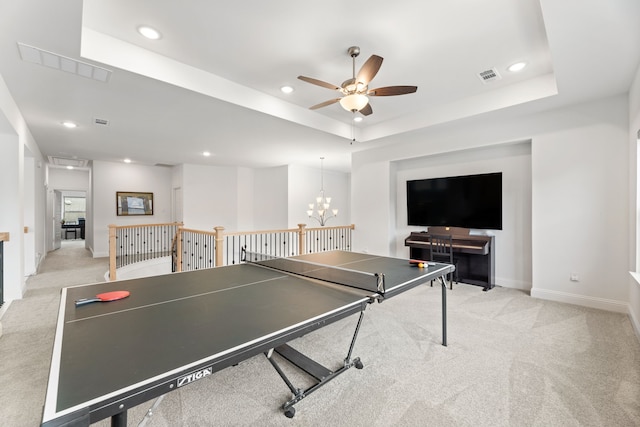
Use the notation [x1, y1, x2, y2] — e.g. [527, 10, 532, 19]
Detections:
[307, 157, 338, 226]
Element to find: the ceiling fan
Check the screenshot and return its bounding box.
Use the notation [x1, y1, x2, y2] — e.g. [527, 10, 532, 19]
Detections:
[298, 46, 418, 116]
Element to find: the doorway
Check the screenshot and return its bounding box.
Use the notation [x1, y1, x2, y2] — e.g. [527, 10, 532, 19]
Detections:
[60, 191, 86, 244]
[50, 190, 86, 251]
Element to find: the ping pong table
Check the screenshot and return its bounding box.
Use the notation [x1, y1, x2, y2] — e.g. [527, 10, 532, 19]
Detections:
[40, 250, 454, 426]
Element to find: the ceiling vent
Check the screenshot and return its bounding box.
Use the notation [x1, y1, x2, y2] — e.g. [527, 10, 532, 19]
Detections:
[17, 42, 112, 83]
[154, 163, 175, 168]
[477, 68, 502, 84]
[94, 117, 110, 126]
[47, 156, 89, 168]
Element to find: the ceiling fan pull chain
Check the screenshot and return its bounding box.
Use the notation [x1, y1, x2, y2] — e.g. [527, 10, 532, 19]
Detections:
[351, 113, 356, 144]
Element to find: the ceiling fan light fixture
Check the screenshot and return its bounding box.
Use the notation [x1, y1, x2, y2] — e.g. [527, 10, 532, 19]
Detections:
[340, 93, 368, 112]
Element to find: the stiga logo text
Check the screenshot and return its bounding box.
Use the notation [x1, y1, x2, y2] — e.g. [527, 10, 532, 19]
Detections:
[177, 367, 213, 387]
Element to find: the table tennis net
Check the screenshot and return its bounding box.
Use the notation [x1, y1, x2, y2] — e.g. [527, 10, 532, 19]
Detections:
[243, 250, 385, 295]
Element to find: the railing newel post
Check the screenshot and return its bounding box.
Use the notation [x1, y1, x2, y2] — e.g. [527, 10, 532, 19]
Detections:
[108, 224, 117, 281]
[297, 224, 307, 255]
[214, 226, 225, 267]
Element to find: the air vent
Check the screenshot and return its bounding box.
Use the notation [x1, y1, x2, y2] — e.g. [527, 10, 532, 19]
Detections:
[154, 163, 176, 168]
[47, 156, 89, 168]
[94, 118, 110, 126]
[477, 68, 502, 84]
[17, 42, 112, 83]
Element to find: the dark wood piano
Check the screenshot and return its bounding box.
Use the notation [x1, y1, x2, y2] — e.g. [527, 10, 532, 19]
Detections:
[404, 226, 495, 290]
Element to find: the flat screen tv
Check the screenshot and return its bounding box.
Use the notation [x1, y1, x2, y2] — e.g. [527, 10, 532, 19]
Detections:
[406, 172, 502, 230]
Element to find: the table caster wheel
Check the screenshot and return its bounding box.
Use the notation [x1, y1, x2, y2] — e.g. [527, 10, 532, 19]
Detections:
[284, 407, 295, 418]
[354, 359, 363, 369]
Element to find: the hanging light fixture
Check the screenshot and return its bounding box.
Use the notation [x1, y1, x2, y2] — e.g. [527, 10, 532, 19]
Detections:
[339, 93, 368, 112]
[306, 157, 338, 226]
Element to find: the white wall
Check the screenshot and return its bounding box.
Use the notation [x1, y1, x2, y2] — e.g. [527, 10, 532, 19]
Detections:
[172, 163, 350, 233]
[628, 63, 640, 336]
[181, 164, 240, 231]
[0, 74, 45, 301]
[176, 164, 261, 232]
[351, 159, 395, 255]
[352, 95, 629, 313]
[171, 164, 183, 224]
[394, 142, 532, 289]
[0, 132, 23, 300]
[253, 166, 288, 230]
[531, 101, 628, 311]
[23, 157, 36, 276]
[91, 161, 172, 257]
[236, 167, 254, 230]
[48, 168, 90, 191]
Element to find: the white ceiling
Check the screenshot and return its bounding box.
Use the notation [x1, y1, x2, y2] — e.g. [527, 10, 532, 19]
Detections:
[0, 0, 639, 172]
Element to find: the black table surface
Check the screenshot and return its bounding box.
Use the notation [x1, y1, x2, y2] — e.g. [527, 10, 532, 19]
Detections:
[42, 251, 452, 425]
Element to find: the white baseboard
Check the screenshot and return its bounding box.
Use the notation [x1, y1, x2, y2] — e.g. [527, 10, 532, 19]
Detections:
[627, 272, 640, 342]
[531, 288, 628, 313]
[494, 277, 532, 291]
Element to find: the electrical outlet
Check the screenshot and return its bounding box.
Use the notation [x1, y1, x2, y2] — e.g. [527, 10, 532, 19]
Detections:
[570, 273, 579, 282]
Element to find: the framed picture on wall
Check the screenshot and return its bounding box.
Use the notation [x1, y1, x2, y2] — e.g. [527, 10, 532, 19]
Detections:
[116, 191, 153, 216]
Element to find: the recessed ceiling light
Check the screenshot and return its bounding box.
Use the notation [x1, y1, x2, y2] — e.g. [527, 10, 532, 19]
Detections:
[124, 158, 132, 163]
[137, 26, 161, 40]
[62, 121, 77, 128]
[66, 166, 74, 170]
[353, 116, 363, 122]
[507, 62, 527, 72]
[203, 151, 211, 157]
[280, 85, 294, 94]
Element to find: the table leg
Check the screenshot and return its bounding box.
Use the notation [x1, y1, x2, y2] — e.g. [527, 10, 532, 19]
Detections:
[440, 275, 447, 347]
[111, 410, 127, 427]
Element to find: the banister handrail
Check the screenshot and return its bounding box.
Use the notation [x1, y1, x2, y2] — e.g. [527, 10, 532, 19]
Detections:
[109, 222, 182, 230]
[180, 227, 218, 236]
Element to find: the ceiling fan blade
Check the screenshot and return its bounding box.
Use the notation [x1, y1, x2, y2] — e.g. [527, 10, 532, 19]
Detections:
[359, 103, 373, 116]
[368, 85, 418, 96]
[356, 55, 383, 85]
[297, 76, 340, 91]
[309, 98, 341, 110]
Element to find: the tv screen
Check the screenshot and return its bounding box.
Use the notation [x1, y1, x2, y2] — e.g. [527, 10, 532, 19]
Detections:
[406, 172, 502, 230]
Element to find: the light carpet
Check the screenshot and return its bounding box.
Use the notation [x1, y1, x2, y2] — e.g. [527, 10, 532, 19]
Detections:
[0, 242, 638, 426]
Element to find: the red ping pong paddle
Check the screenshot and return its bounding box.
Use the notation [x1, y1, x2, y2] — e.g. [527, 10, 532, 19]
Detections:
[75, 290, 130, 306]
